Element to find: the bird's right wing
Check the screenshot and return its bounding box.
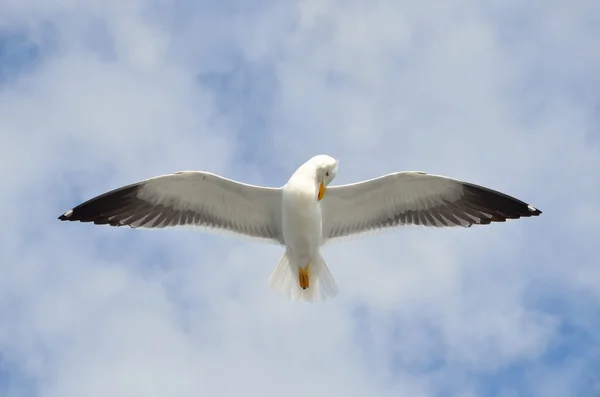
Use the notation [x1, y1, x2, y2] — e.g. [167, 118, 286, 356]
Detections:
[59, 171, 284, 244]
[321, 171, 541, 243]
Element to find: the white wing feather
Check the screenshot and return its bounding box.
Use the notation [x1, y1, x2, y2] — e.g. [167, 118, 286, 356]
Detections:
[59, 171, 284, 244]
[321, 172, 541, 243]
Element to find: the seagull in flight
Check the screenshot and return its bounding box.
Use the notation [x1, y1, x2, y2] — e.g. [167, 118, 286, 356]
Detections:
[59, 155, 542, 301]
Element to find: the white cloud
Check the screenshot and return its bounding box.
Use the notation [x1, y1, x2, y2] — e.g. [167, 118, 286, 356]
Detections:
[1, 0, 599, 396]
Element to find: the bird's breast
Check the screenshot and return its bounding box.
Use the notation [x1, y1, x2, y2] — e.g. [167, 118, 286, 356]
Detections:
[281, 187, 322, 256]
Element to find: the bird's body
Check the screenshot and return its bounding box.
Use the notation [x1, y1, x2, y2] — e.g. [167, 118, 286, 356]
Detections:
[277, 156, 334, 300]
[282, 164, 323, 263]
[59, 154, 542, 302]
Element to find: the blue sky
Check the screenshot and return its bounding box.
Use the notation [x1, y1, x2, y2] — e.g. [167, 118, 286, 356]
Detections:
[1, 0, 600, 396]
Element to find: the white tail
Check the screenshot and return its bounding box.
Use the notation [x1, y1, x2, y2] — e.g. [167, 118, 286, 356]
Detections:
[267, 252, 339, 302]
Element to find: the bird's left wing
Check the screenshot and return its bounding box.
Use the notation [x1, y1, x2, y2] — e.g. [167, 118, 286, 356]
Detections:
[59, 171, 284, 244]
[321, 171, 541, 243]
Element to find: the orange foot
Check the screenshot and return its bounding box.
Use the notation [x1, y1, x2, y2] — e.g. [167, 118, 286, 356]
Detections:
[298, 263, 311, 289]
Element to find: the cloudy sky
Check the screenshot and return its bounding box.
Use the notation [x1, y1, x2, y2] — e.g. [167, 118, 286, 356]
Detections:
[1, 0, 600, 396]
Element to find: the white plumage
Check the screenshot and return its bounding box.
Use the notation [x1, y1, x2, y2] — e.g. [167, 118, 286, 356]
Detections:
[59, 154, 542, 302]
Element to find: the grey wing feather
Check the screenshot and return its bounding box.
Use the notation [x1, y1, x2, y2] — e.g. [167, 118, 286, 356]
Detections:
[321, 172, 541, 242]
[59, 171, 284, 244]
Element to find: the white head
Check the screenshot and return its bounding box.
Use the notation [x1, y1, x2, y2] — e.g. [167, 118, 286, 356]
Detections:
[304, 154, 339, 201]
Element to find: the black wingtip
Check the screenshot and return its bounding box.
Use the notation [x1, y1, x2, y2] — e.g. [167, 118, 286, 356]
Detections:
[526, 205, 542, 217]
[56, 183, 142, 225]
[461, 183, 543, 224]
[58, 210, 73, 221]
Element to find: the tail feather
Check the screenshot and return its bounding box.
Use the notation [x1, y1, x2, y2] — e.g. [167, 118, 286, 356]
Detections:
[318, 258, 339, 298]
[268, 253, 338, 302]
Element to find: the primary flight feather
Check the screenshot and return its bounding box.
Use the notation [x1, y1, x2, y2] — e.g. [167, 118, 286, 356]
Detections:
[59, 155, 542, 301]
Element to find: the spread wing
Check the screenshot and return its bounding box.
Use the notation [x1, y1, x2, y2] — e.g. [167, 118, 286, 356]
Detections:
[321, 172, 541, 243]
[59, 171, 284, 244]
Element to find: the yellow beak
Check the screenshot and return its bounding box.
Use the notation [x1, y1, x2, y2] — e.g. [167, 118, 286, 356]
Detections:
[318, 180, 326, 201]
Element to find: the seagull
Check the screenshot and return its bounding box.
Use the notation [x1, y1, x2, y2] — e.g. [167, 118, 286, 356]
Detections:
[58, 154, 542, 301]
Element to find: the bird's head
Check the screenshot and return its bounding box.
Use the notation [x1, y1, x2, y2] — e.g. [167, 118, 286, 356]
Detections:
[310, 154, 339, 201]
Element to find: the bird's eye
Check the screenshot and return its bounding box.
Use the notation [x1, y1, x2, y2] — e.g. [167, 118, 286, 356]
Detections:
[326, 171, 330, 177]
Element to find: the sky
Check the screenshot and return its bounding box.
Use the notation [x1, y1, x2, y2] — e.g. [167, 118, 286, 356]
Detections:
[1, 0, 600, 396]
